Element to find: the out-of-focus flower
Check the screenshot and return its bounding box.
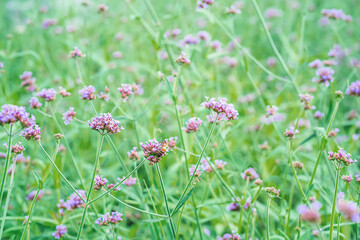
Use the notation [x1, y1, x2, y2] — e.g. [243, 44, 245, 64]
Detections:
[266, 187, 280, 197]
[52, 224, 67, 239]
[337, 194, 360, 222]
[128, 147, 139, 161]
[175, 52, 191, 65]
[69, 47, 86, 58]
[241, 168, 259, 181]
[94, 175, 108, 190]
[43, 19, 57, 29]
[265, 8, 283, 19]
[217, 231, 241, 240]
[328, 128, 339, 137]
[299, 93, 315, 110]
[59, 87, 71, 97]
[62, 107, 76, 125]
[215, 160, 227, 169]
[293, 161, 304, 169]
[284, 127, 299, 140]
[342, 174, 353, 183]
[120, 176, 136, 187]
[97, 4, 108, 13]
[89, 113, 123, 135]
[226, 5, 241, 14]
[297, 201, 322, 223]
[19, 71, 37, 92]
[312, 67, 335, 86]
[346, 80, 360, 96]
[266, 105, 278, 117]
[36, 88, 56, 102]
[183, 117, 202, 133]
[26, 190, 44, 201]
[308, 59, 324, 69]
[29, 97, 42, 109]
[95, 212, 123, 226]
[322, 9, 352, 22]
[118, 84, 133, 102]
[314, 111, 324, 119]
[79, 85, 96, 100]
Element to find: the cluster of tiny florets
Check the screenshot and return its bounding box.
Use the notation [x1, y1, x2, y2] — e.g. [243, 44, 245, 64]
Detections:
[312, 67, 335, 86]
[241, 168, 259, 181]
[183, 117, 202, 133]
[79, 85, 96, 100]
[118, 84, 133, 102]
[36, 88, 57, 102]
[201, 97, 239, 121]
[140, 137, 177, 165]
[19, 71, 37, 92]
[21, 125, 42, 141]
[299, 93, 315, 110]
[328, 148, 356, 166]
[69, 47, 86, 58]
[94, 175, 109, 190]
[95, 211, 123, 226]
[321, 9, 352, 22]
[284, 127, 299, 140]
[62, 107, 76, 125]
[88, 113, 123, 135]
[127, 147, 140, 161]
[0, 104, 36, 127]
[52, 224, 67, 239]
[346, 80, 360, 96]
[11, 142, 25, 154]
[57, 190, 86, 215]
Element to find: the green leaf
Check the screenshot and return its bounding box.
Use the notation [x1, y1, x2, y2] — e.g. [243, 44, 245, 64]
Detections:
[33, 171, 43, 189]
[306, 184, 314, 196]
[172, 188, 195, 216]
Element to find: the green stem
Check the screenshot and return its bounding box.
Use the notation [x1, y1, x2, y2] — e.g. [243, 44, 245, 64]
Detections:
[266, 197, 272, 240]
[156, 164, 176, 239]
[20, 189, 41, 240]
[329, 166, 341, 240]
[308, 100, 340, 189]
[0, 125, 13, 207]
[77, 134, 104, 240]
[288, 141, 307, 201]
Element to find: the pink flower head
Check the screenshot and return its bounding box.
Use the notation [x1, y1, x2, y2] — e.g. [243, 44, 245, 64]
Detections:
[241, 168, 259, 181]
[189, 165, 202, 181]
[293, 161, 304, 169]
[183, 117, 202, 133]
[297, 201, 322, 223]
[11, 142, 25, 154]
[201, 157, 212, 173]
[89, 113, 123, 135]
[21, 125, 42, 141]
[52, 224, 67, 239]
[312, 67, 335, 86]
[198, 31, 210, 42]
[0, 104, 36, 127]
[36, 88, 56, 102]
[29, 97, 42, 109]
[342, 174, 353, 183]
[127, 147, 139, 161]
[284, 126, 299, 140]
[58, 87, 71, 97]
[328, 148, 356, 166]
[337, 195, 360, 222]
[266, 187, 280, 197]
[215, 159, 227, 169]
[26, 190, 44, 201]
[308, 59, 324, 69]
[175, 52, 191, 65]
[69, 47, 86, 58]
[79, 85, 96, 100]
[140, 138, 175, 165]
[210, 40, 222, 51]
[66, 190, 86, 210]
[117, 84, 133, 102]
[346, 80, 360, 96]
[217, 231, 241, 240]
[265, 8, 283, 19]
[328, 128, 339, 137]
[226, 5, 241, 14]
[95, 211, 123, 226]
[184, 34, 200, 45]
[314, 111, 324, 119]
[94, 175, 108, 190]
[299, 93, 315, 110]
[120, 176, 136, 187]
[62, 107, 76, 125]
[266, 105, 278, 117]
[201, 97, 239, 121]
[42, 19, 57, 29]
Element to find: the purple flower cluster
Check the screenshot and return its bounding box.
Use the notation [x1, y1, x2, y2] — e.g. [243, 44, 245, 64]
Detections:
[266, 187, 280, 197]
[217, 231, 241, 240]
[201, 97, 239, 121]
[314, 111, 324, 119]
[226, 5, 241, 15]
[241, 168, 259, 181]
[265, 8, 283, 19]
[189, 165, 202, 181]
[57, 190, 86, 215]
[94, 175, 109, 190]
[215, 159, 227, 169]
[175, 51, 191, 65]
[140, 138, 176, 165]
[299, 93, 315, 110]
[42, 19, 57, 29]
[346, 80, 360, 96]
[266, 105, 278, 117]
[59, 87, 71, 97]
[322, 9, 352, 22]
[120, 176, 137, 187]
[128, 147, 139, 161]
[312, 67, 335, 86]
[52, 224, 67, 239]
[88, 113, 123, 135]
[21, 125, 42, 141]
[118, 84, 133, 102]
[284, 127, 299, 140]
[328, 148, 356, 166]
[308, 59, 324, 69]
[19, 71, 37, 92]
[62, 107, 76, 125]
[69, 47, 86, 58]
[297, 201, 322, 223]
[0, 104, 35, 127]
[79, 85, 96, 100]
[26, 190, 44, 201]
[29, 97, 42, 109]
[197, 0, 214, 10]
[337, 194, 360, 222]
[342, 174, 353, 183]
[95, 211, 123, 226]
[11, 142, 25, 154]
[36, 88, 57, 102]
[183, 117, 202, 133]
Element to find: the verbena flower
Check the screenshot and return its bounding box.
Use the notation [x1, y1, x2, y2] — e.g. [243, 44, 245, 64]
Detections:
[266, 105, 278, 117]
[36, 88, 57, 102]
[175, 51, 191, 65]
[120, 176, 136, 187]
[117, 84, 133, 102]
[66, 190, 86, 210]
[26, 190, 44, 201]
[21, 125, 42, 141]
[337, 194, 360, 222]
[328, 148, 356, 166]
[265, 8, 283, 19]
[215, 160, 227, 169]
[198, 31, 210, 42]
[297, 201, 322, 223]
[95, 212, 123, 226]
[94, 175, 108, 190]
[312, 67, 335, 86]
[299, 93, 315, 110]
[11, 142, 25, 154]
[69, 46, 86, 58]
[19, 71, 37, 92]
[58, 87, 71, 97]
[328, 44, 345, 59]
[293, 161, 304, 169]
[183, 117, 202, 133]
[346, 80, 360, 96]
[322, 9, 352, 22]
[266, 187, 280, 197]
[284, 127, 299, 140]
[140, 138, 176, 165]
[241, 168, 259, 181]
[201, 97, 239, 121]
[342, 174, 353, 183]
[210, 40, 222, 51]
[314, 111, 324, 119]
[52, 224, 67, 239]
[79, 85, 96, 100]
[201, 157, 212, 173]
[89, 113, 123, 135]
[217, 231, 241, 240]
[189, 165, 202, 181]
[226, 5, 241, 14]
[0, 104, 35, 127]
[42, 19, 57, 29]
[62, 107, 76, 125]
[308, 59, 324, 69]
[328, 128, 339, 137]
[127, 147, 139, 161]
[29, 97, 42, 109]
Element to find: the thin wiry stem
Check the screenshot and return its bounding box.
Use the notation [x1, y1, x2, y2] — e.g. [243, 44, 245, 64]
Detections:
[0, 125, 12, 208]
